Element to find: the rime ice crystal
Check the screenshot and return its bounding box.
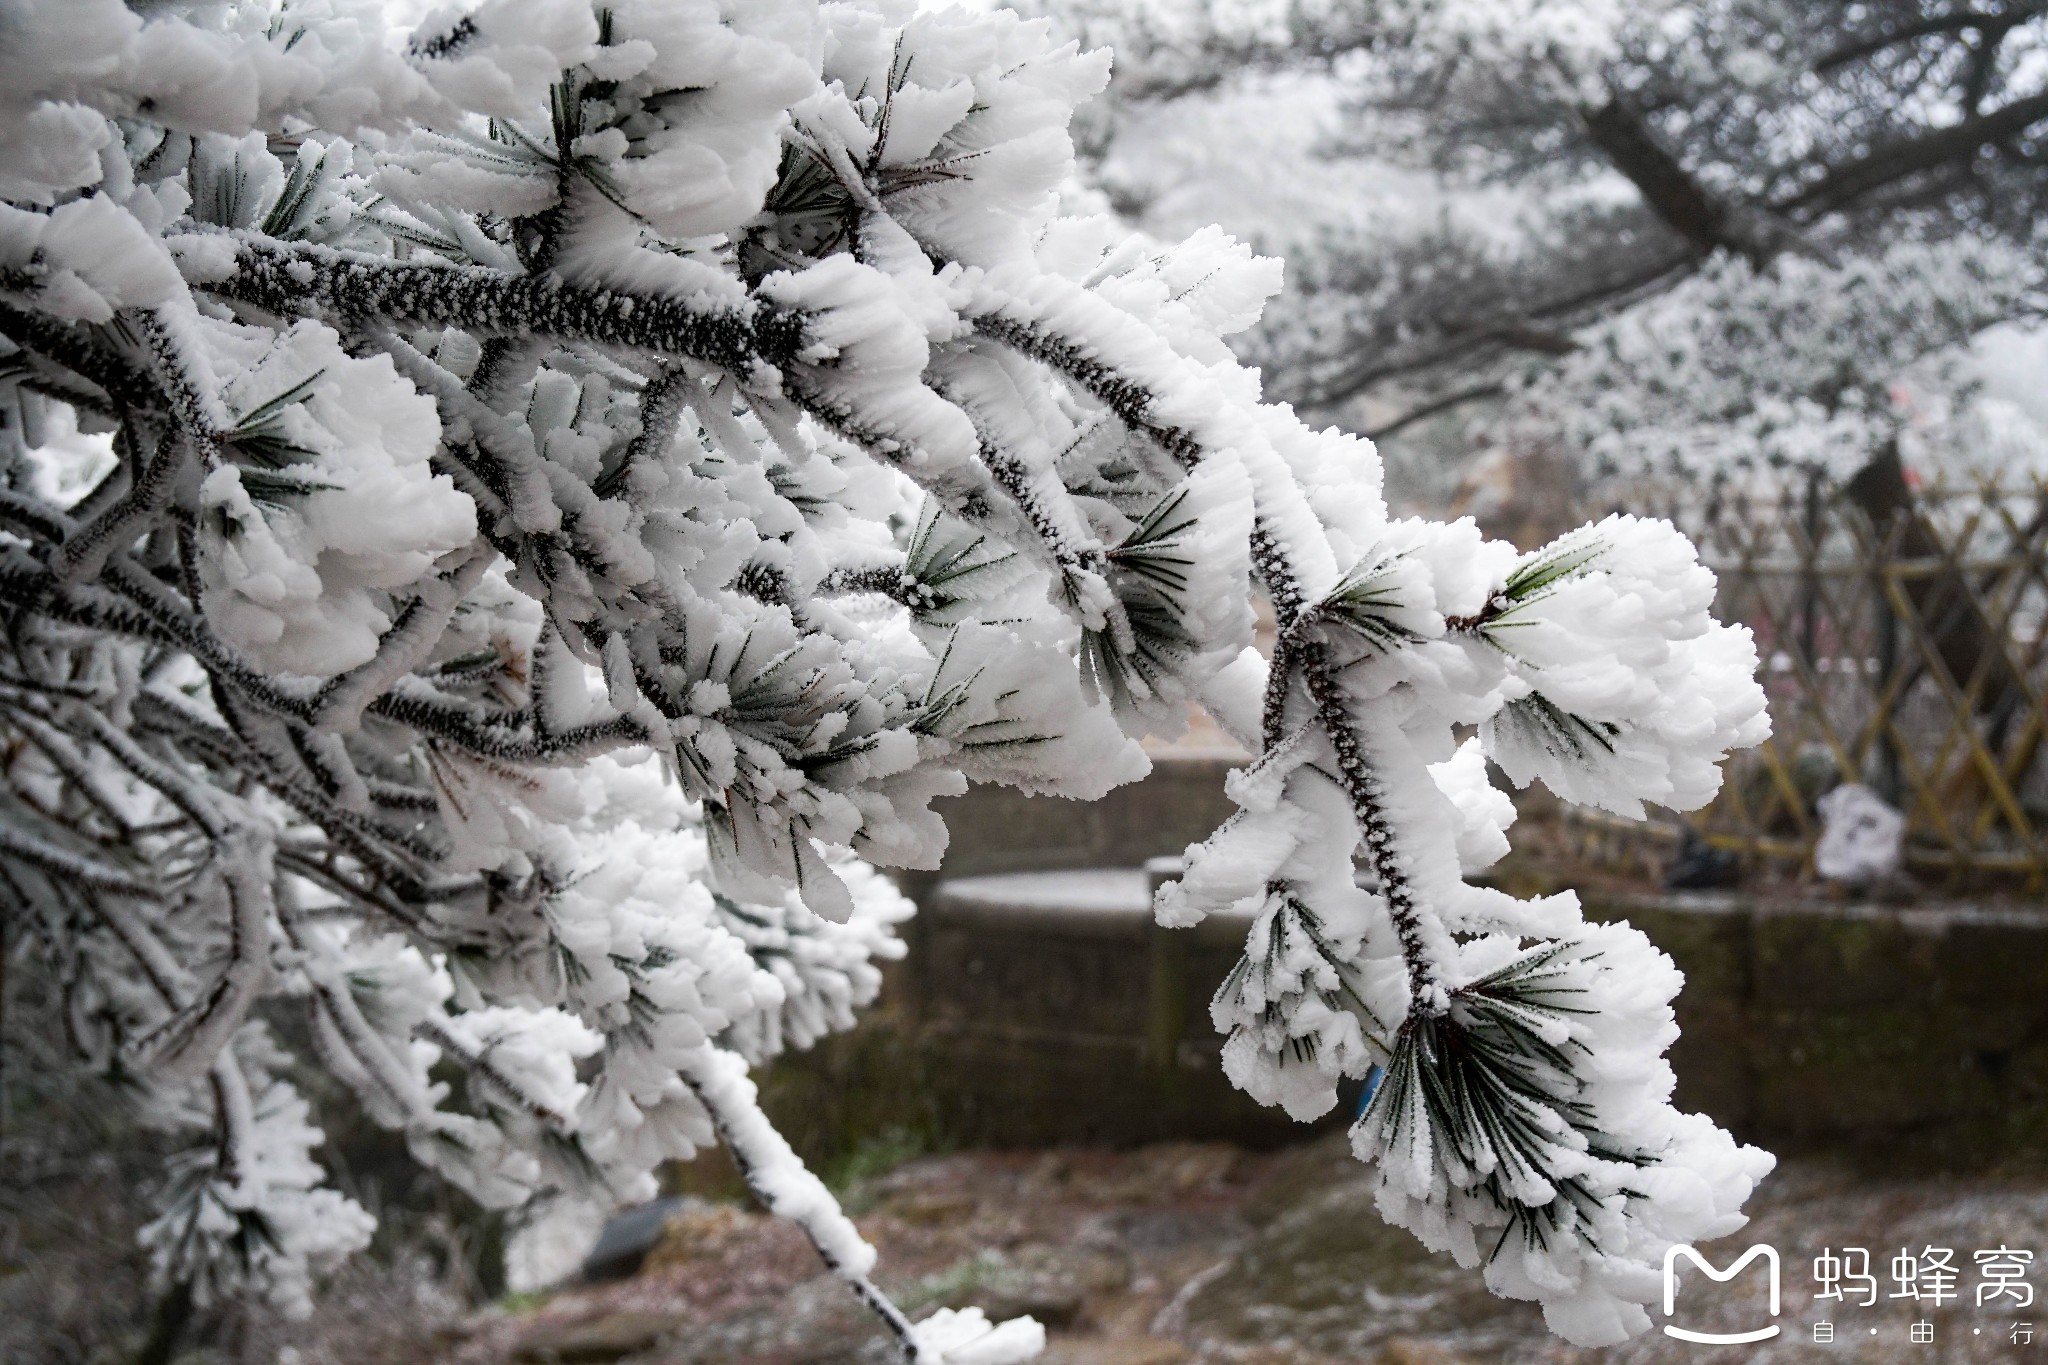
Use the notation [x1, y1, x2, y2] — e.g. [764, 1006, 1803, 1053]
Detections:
[1, 0, 1770, 1351]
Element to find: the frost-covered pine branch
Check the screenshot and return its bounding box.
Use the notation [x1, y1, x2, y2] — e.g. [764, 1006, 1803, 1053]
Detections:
[2, 0, 1771, 1351]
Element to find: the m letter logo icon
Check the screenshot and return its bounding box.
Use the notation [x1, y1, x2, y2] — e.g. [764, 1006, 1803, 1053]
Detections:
[1662, 1244, 1782, 1344]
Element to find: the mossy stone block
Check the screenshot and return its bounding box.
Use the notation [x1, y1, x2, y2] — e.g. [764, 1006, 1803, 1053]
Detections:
[1751, 910, 1936, 1011]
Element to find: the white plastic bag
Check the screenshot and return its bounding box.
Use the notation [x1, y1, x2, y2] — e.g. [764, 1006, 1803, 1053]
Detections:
[1813, 783, 1905, 883]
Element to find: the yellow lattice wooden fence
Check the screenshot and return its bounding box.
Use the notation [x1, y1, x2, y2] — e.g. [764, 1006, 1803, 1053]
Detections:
[1571, 463, 2048, 892]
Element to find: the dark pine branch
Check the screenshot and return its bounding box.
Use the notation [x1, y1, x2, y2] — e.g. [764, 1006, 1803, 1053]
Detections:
[204, 236, 808, 379]
[1780, 86, 2048, 216]
[1813, 4, 2045, 74]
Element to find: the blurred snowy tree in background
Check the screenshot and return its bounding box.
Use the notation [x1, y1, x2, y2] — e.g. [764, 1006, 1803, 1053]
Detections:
[1, 0, 1776, 1356]
[1045, 0, 2048, 502]
[1524, 236, 2046, 483]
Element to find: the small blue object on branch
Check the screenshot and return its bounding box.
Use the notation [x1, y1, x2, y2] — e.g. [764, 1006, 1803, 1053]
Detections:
[1355, 1063, 1384, 1119]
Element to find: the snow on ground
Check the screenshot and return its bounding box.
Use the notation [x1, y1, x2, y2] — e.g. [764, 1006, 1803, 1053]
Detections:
[307, 1135, 2048, 1365]
[941, 870, 1154, 914]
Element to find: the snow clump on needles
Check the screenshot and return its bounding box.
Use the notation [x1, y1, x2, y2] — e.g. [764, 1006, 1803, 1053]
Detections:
[0, 0, 1770, 1350]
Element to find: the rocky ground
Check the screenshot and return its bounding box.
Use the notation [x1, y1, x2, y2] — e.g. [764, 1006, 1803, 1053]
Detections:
[348, 1136, 2048, 1365]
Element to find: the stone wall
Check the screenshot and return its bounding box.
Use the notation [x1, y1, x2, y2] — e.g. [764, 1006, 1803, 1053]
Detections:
[757, 751, 1334, 1157]
[757, 753, 2048, 1169]
[895, 747, 1246, 885]
[1612, 893, 2048, 1166]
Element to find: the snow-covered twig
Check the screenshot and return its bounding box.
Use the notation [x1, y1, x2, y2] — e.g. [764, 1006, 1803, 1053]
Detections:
[0, 0, 1774, 1347]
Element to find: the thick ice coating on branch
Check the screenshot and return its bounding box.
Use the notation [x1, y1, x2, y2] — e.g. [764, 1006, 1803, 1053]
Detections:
[1, 0, 1770, 1350]
[1480, 514, 1771, 819]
